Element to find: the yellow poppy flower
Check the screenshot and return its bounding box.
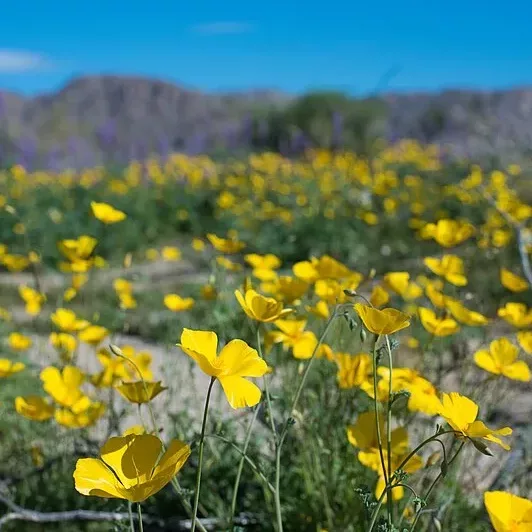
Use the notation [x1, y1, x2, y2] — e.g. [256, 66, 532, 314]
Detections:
[498, 303, 532, 328]
[0, 358, 25, 377]
[51, 308, 90, 332]
[369, 285, 390, 308]
[207, 233, 245, 254]
[78, 325, 109, 345]
[418, 307, 459, 336]
[235, 289, 292, 323]
[293, 255, 352, 283]
[8, 332, 32, 351]
[49, 332, 77, 355]
[245, 253, 281, 281]
[306, 300, 330, 320]
[384, 272, 423, 300]
[423, 255, 468, 286]
[178, 329, 268, 408]
[500, 268, 529, 293]
[57, 236, 97, 262]
[216, 256, 242, 271]
[15, 395, 54, 421]
[474, 338, 530, 381]
[116, 381, 167, 404]
[2, 254, 30, 272]
[74, 434, 190, 502]
[484, 491, 532, 532]
[164, 294, 195, 312]
[161, 246, 181, 261]
[335, 353, 371, 389]
[354, 303, 411, 335]
[421, 219, 474, 247]
[268, 319, 318, 359]
[200, 284, 217, 300]
[123, 425, 146, 436]
[90, 201, 126, 224]
[55, 401, 105, 429]
[264, 276, 309, 303]
[445, 298, 488, 326]
[192, 238, 205, 252]
[18, 285, 45, 315]
[517, 331, 532, 354]
[40, 366, 88, 409]
[377, 367, 441, 415]
[437, 392, 512, 450]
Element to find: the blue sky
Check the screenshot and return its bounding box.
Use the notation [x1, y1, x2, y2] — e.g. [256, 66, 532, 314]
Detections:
[1, 0, 532, 95]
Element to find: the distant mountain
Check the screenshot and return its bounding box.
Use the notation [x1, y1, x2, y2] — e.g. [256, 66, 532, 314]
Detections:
[1, 75, 532, 168]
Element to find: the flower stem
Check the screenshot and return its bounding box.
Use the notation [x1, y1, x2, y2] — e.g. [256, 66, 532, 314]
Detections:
[385, 335, 394, 524]
[137, 504, 143, 532]
[230, 405, 260, 528]
[128, 501, 135, 532]
[256, 326, 277, 437]
[191, 377, 215, 532]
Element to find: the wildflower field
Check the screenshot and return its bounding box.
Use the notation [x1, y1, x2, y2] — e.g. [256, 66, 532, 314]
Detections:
[0, 141, 530, 531]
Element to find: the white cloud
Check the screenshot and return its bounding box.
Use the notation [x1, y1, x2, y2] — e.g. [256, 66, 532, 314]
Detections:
[191, 22, 255, 35]
[0, 49, 50, 72]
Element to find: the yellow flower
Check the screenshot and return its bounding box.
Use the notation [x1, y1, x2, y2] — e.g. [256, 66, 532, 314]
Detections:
[500, 268, 529, 293]
[423, 255, 467, 286]
[55, 401, 105, 429]
[200, 284, 217, 300]
[51, 308, 90, 332]
[437, 392, 512, 450]
[263, 276, 309, 303]
[40, 366, 88, 409]
[57, 236, 98, 263]
[354, 303, 411, 335]
[293, 255, 353, 283]
[163, 293, 195, 312]
[244, 253, 281, 280]
[349, 413, 422, 501]
[78, 325, 109, 345]
[517, 331, 532, 354]
[145, 248, 159, 261]
[18, 285, 45, 315]
[49, 332, 77, 356]
[162, 246, 181, 261]
[0, 358, 25, 377]
[207, 233, 245, 254]
[268, 319, 318, 359]
[123, 425, 146, 436]
[474, 338, 530, 381]
[192, 238, 205, 252]
[8, 332, 32, 351]
[74, 434, 190, 502]
[335, 353, 372, 389]
[15, 396, 54, 421]
[377, 367, 441, 416]
[235, 289, 292, 323]
[2, 254, 30, 272]
[116, 381, 167, 404]
[216, 256, 242, 271]
[178, 329, 268, 408]
[384, 272, 422, 300]
[484, 491, 532, 532]
[445, 298, 488, 326]
[421, 219, 474, 247]
[418, 307, 459, 336]
[305, 300, 330, 320]
[498, 303, 532, 328]
[369, 285, 390, 308]
[90, 201, 126, 224]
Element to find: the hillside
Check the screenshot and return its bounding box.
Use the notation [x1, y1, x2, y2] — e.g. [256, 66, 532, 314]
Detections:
[1, 75, 532, 167]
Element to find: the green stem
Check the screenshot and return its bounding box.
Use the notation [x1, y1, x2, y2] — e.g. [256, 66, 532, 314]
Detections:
[230, 405, 260, 528]
[410, 442, 464, 531]
[371, 335, 389, 489]
[256, 327, 277, 438]
[137, 504, 143, 532]
[385, 335, 394, 525]
[128, 501, 135, 532]
[272, 305, 339, 532]
[191, 377, 215, 532]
